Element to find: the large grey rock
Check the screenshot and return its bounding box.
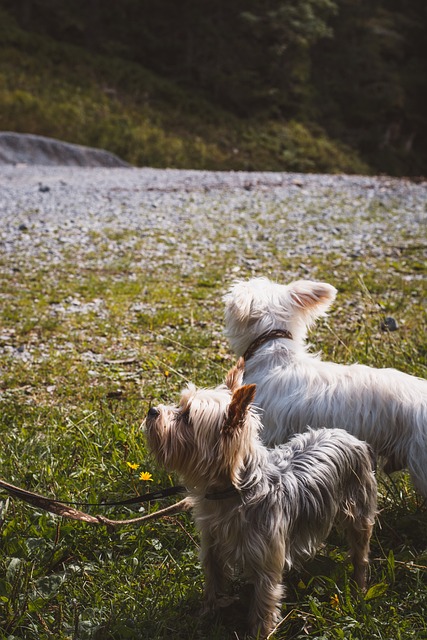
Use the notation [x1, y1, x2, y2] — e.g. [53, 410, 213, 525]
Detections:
[0, 132, 130, 167]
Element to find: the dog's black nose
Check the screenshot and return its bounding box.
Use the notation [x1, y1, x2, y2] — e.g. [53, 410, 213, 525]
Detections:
[147, 406, 160, 418]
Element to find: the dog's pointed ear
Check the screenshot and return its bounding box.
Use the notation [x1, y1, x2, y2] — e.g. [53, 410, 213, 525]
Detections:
[287, 280, 337, 315]
[222, 384, 256, 437]
[225, 358, 245, 392]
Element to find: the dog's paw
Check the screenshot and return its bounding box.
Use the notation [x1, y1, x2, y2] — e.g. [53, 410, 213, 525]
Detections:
[200, 598, 218, 617]
[216, 594, 240, 608]
[201, 593, 239, 617]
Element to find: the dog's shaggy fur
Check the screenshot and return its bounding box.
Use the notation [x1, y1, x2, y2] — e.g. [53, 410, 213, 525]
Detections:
[145, 367, 377, 637]
[224, 277, 427, 496]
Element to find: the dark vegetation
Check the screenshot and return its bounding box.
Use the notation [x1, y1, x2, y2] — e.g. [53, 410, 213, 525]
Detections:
[1, 0, 426, 174]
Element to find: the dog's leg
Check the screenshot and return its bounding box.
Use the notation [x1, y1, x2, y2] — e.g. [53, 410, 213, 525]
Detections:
[245, 532, 286, 636]
[249, 572, 284, 638]
[383, 452, 404, 475]
[343, 516, 373, 591]
[200, 534, 227, 613]
[407, 439, 427, 498]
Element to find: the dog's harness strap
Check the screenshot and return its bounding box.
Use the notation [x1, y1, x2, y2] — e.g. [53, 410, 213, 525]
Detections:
[204, 486, 240, 500]
[243, 329, 293, 362]
[46, 484, 188, 507]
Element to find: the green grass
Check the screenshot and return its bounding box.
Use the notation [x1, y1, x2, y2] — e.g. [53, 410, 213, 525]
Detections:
[0, 203, 426, 638]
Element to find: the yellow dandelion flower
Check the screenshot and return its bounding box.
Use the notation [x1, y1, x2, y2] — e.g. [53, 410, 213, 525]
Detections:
[330, 594, 340, 610]
[139, 471, 153, 482]
[126, 462, 140, 471]
[164, 370, 170, 378]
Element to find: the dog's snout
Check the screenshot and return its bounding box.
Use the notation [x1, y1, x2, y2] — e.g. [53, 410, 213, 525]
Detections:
[148, 406, 160, 418]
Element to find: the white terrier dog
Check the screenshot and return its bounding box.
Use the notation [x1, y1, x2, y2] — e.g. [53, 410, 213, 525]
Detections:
[224, 277, 427, 497]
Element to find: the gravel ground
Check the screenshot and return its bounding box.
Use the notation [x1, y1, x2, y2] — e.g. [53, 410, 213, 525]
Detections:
[0, 166, 426, 277]
[0, 165, 426, 390]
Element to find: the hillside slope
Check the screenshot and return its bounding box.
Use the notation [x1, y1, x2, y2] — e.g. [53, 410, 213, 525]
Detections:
[0, 9, 368, 173]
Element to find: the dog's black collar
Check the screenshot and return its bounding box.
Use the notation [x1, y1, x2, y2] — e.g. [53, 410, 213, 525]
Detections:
[243, 329, 293, 362]
[204, 486, 240, 501]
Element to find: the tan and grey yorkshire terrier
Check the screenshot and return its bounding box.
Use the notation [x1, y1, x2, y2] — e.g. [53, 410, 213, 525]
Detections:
[145, 365, 377, 637]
